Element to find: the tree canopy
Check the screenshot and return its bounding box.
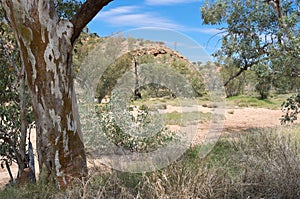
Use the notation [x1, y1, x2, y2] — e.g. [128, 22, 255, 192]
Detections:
[201, 0, 300, 94]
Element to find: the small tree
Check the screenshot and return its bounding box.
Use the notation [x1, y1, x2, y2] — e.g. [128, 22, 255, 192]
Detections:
[255, 76, 271, 99]
[253, 63, 272, 99]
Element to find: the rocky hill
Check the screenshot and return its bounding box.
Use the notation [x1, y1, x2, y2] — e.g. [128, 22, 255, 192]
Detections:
[74, 33, 205, 102]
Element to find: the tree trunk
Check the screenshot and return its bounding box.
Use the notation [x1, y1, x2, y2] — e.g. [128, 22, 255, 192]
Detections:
[2, 0, 87, 188]
[133, 57, 142, 100]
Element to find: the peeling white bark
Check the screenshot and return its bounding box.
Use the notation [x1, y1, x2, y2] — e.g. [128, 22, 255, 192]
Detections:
[43, 20, 74, 100]
[57, 20, 74, 40]
[49, 109, 62, 132]
[55, 150, 62, 176]
[38, 1, 54, 43]
[23, 31, 37, 81]
[2, 1, 37, 81]
[63, 130, 69, 153]
[67, 113, 77, 133]
[2, 0, 87, 188]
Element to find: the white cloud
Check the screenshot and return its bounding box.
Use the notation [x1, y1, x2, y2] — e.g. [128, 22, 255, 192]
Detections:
[94, 6, 225, 37]
[145, 0, 201, 5]
[95, 6, 183, 29]
[191, 28, 226, 35]
[96, 6, 138, 18]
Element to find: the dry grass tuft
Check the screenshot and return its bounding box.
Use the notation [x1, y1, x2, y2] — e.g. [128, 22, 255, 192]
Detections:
[1, 125, 299, 198]
[226, 127, 300, 198]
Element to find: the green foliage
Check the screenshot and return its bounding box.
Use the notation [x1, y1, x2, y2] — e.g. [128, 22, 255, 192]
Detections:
[73, 32, 102, 75]
[255, 76, 271, 99]
[272, 75, 299, 94]
[281, 92, 300, 124]
[139, 83, 175, 98]
[95, 53, 133, 101]
[205, 139, 234, 168]
[253, 62, 273, 99]
[138, 62, 200, 99]
[0, 180, 59, 198]
[76, 34, 125, 102]
[94, 37, 206, 100]
[201, 1, 227, 25]
[220, 61, 247, 97]
[137, 54, 155, 64]
[201, 0, 300, 95]
[97, 103, 177, 153]
[163, 111, 211, 126]
[55, 0, 82, 19]
[171, 61, 205, 97]
[226, 94, 289, 109]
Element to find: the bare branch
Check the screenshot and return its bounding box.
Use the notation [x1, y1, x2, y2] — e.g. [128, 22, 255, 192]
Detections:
[224, 59, 261, 87]
[223, 43, 270, 87]
[205, 29, 228, 49]
[71, 0, 113, 43]
[265, 0, 282, 18]
[224, 67, 247, 87]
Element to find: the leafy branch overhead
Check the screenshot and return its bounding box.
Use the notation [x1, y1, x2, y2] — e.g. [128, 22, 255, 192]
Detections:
[71, 0, 113, 43]
[201, 0, 300, 87]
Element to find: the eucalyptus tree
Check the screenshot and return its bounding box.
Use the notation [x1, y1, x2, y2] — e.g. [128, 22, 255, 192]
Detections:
[0, 0, 89, 186]
[201, 0, 300, 98]
[0, 0, 113, 188]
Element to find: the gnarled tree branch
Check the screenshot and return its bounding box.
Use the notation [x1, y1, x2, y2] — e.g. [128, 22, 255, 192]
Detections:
[71, 0, 113, 43]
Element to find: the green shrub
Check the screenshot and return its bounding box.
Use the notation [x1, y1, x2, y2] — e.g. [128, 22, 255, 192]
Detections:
[281, 92, 300, 124]
[97, 104, 177, 152]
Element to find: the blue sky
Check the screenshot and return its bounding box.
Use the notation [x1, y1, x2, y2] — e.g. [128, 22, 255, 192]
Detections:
[88, 0, 223, 62]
